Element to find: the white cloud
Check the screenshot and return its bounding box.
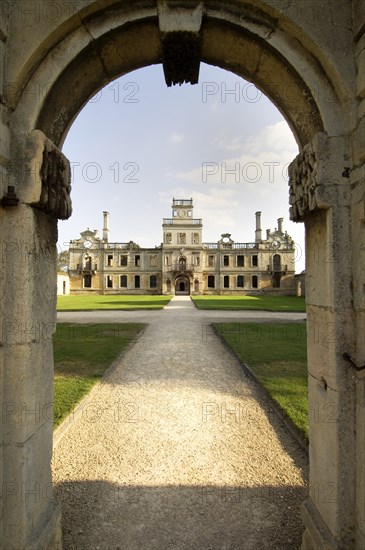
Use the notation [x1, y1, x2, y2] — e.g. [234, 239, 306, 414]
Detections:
[168, 131, 184, 144]
[216, 136, 246, 152]
[172, 121, 299, 190]
[243, 120, 299, 156]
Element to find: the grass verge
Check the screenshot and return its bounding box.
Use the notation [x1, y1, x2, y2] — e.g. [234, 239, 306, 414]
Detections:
[53, 323, 145, 428]
[57, 294, 173, 311]
[191, 295, 306, 312]
[213, 322, 308, 440]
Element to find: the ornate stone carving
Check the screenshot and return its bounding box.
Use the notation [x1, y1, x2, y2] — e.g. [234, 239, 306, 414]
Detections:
[36, 140, 72, 219]
[288, 132, 331, 222]
[288, 143, 319, 221]
[21, 130, 72, 219]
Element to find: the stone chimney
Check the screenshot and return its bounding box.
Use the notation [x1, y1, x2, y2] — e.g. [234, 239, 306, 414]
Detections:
[103, 211, 109, 242]
[278, 217, 284, 233]
[255, 211, 262, 242]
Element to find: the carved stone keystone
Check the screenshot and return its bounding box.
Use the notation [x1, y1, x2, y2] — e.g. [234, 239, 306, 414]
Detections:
[157, 1, 203, 86]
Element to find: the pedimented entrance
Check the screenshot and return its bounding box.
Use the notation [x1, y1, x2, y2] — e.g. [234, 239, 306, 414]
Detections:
[1, 2, 364, 549]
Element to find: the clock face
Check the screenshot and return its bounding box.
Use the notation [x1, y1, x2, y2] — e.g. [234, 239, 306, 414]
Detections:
[83, 239, 92, 248]
[178, 210, 186, 218]
[272, 240, 281, 249]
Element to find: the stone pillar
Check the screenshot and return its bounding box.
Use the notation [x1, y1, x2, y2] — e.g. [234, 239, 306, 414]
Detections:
[289, 133, 359, 549]
[1, 130, 72, 549]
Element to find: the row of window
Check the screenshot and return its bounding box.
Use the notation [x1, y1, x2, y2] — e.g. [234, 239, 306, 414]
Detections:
[83, 274, 260, 290]
[163, 254, 260, 267]
[207, 275, 258, 289]
[104, 275, 158, 289]
[165, 232, 200, 244]
[106, 254, 158, 267]
[209, 254, 258, 267]
[103, 253, 273, 269]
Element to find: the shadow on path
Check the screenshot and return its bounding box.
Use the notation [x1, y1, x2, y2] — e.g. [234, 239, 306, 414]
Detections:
[57, 480, 307, 550]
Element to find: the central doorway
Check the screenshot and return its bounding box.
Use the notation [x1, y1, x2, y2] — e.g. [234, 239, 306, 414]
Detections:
[175, 276, 190, 295]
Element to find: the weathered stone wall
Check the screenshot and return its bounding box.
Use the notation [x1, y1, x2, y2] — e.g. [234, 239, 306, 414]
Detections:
[0, 4, 10, 547]
[0, 1, 364, 549]
[352, 2, 365, 548]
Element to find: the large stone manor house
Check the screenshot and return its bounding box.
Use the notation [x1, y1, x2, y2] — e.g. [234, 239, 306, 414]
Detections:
[68, 198, 296, 295]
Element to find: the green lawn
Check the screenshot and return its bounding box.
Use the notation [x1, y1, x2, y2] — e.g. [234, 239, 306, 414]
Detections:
[57, 294, 173, 311]
[53, 323, 145, 428]
[213, 322, 308, 439]
[192, 295, 306, 312]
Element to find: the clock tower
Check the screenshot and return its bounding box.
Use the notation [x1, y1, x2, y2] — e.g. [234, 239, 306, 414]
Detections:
[162, 198, 202, 247]
[172, 198, 194, 219]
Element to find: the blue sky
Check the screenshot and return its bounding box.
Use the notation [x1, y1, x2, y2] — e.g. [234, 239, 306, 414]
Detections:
[60, 63, 305, 272]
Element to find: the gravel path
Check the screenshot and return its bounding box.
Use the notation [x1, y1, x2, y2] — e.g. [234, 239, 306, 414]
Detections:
[53, 297, 308, 550]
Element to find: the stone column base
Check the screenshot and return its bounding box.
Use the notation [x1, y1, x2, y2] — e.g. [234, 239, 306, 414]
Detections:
[28, 502, 62, 550]
[301, 499, 351, 550]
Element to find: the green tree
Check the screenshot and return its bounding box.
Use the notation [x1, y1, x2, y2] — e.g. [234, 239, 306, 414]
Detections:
[58, 249, 70, 272]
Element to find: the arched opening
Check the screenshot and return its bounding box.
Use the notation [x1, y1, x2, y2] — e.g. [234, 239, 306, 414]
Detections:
[175, 276, 190, 295]
[273, 254, 281, 272]
[272, 254, 282, 288]
[2, 3, 360, 550]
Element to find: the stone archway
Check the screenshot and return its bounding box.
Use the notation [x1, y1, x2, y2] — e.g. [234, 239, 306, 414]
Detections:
[1, 2, 364, 549]
[175, 276, 190, 296]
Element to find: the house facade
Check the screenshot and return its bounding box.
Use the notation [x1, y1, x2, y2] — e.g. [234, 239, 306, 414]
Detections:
[68, 199, 296, 295]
